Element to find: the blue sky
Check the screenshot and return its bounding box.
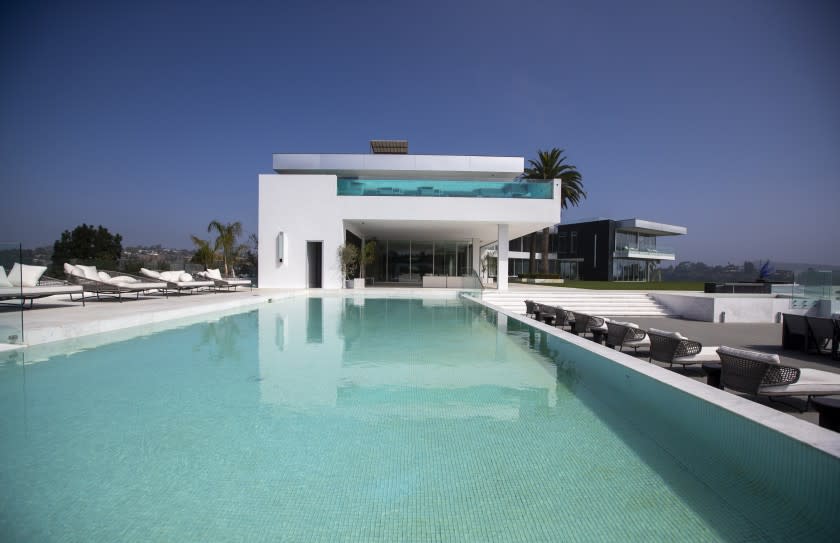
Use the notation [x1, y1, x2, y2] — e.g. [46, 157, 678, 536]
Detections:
[1, 0, 838, 265]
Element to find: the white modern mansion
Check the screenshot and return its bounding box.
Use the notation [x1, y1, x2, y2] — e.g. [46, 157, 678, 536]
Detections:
[258, 141, 563, 289]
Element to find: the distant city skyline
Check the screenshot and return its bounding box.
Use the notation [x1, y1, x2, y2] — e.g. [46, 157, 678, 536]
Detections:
[2, 0, 838, 266]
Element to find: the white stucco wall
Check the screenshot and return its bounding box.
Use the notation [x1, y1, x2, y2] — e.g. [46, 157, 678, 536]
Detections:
[652, 293, 799, 323]
[259, 174, 562, 289]
[259, 174, 345, 289]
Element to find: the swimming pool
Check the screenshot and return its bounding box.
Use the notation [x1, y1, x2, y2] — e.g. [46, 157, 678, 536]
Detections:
[1, 295, 838, 541]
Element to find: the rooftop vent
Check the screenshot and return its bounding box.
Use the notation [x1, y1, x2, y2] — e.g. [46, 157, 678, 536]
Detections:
[370, 139, 408, 154]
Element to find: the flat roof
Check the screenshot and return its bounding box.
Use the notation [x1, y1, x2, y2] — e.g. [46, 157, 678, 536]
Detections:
[272, 153, 525, 180]
[615, 218, 687, 236]
[559, 217, 687, 236]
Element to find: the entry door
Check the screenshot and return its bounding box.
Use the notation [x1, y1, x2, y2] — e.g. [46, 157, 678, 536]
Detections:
[306, 241, 323, 288]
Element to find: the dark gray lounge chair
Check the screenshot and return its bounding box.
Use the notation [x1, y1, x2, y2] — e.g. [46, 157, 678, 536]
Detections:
[717, 346, 840, 401]
[782, 313, 810, 352]
[605, 321, 650, 353]
[571, 312, 608, 341]
[805, 316, 837, 359]
[647, 328, 719, 367]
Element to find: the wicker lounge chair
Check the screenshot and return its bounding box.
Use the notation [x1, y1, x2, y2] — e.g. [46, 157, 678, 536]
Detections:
[805, 316, 838, 359]
[605, 321, 650, 353]
[65, 265, 166, 302]
[781, 313, 810, 352]
[717, 346, 840, 401]
[647, 328, 719, 367]
[524, 299, 538, 319]
[571, 312, 608, 342]
[139, 268, 214, 295]
[533, 303, 558, 325]
[547, 305, 575, 331]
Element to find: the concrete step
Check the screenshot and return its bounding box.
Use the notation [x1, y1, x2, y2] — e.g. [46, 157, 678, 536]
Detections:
[481, 289, 677, 317]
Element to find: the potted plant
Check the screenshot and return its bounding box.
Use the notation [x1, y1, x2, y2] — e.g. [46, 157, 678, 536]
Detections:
[337, 244, 359, 288]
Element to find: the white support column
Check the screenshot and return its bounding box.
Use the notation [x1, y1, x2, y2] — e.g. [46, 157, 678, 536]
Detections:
[471, 238, 480, 276]
[497, 224, 509, 291]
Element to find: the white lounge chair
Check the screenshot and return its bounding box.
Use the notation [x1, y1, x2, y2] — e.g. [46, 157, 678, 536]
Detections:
[717, 346, 840, 401]
[647, 328, 719, 367]
[65, 264, 166, 302]
[0, 263, 84, 307]
[197, 268, 252, 291]
[139, 268, 214, 294]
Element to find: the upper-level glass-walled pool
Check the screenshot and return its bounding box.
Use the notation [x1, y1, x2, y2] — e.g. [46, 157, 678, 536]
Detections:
[337, 178, 553, 199]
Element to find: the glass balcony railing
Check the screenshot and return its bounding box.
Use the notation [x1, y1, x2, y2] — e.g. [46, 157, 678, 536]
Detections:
[1, 242, 24, 344]
[337, 178, 553, 199]
[613, 245, 675, 259]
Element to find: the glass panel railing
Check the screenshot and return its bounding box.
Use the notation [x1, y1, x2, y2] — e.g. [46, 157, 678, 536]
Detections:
[0, 242, 24, 344]
[788, 269, 839, 315]
[337, 178, 553, 199]
[613, 246, 675, 257]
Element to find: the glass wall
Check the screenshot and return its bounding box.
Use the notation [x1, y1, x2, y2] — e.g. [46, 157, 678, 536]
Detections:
[613, 258, 659, 281]
[508, 258, 580, 279]
[369, 240, 473, 284]
[615, 230, 657, 251]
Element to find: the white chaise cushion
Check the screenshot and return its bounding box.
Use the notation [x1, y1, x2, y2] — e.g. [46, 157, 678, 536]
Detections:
[109, 275, 139, 284]
[8, 263, 47, 287]
[625, 337, 651, 348]
[75, 265, 99, 281]
[98, 271, 111, 281]
[206, 268, 222, 280]
[672, 346, 721, 365]
[760, 368, 840, 396]
[179, 272, 193, 282]
[140, 268, 161, 279]
[160, 270, 184, 282]
[64, 263, 80, 277]
[0, 266, 12, 288]
[716, 346, 780, 365]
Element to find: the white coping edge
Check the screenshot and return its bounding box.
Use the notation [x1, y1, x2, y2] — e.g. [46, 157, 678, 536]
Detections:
[461, 293, 840, 459]
[16, 292, 281, 347]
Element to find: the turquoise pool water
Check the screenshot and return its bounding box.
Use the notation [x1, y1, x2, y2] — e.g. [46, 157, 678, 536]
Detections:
[1, 296, 837, 541]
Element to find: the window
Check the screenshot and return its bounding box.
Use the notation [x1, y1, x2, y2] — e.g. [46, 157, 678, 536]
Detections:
[557, 233, 568, 254]
[569, 232, 577, 255]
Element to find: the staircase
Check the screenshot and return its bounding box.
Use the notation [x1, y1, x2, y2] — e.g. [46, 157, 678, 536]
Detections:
[480, 288, 677, 317]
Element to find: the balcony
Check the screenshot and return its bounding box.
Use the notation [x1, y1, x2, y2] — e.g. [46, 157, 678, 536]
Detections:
[337, 178, 553, 199]
[613, 246, 676, 260]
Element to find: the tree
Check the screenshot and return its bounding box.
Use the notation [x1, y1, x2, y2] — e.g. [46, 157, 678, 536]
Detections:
[523, 148, 585, 274]
[190, 235, 217, 269]
[237, 233, 258, 279]
[207, 220, 243, 276]
[338, 244, 359, 280]
[51, 224, 123, 275]
[360, 239, 377, 279]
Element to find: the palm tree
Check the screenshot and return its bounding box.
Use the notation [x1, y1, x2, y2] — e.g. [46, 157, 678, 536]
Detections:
[190, 235, 217, 269]
[523, 148, 585, 273]
[207, 220, 243, 276]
